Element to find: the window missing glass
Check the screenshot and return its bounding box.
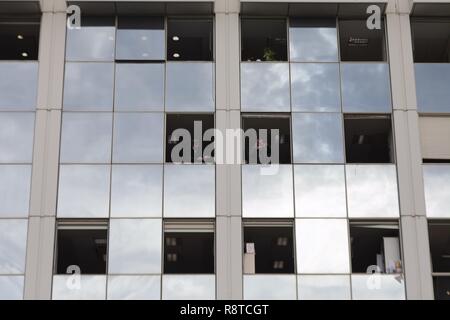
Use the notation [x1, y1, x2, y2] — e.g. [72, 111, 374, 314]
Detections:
[243, 221, 295, 274]
[55, 221, 108, 275]
[339, 20, 386, 62]
[163, 220, 214, 274]
[344, 115, 394, 163]
[350, 221, 402, 274]
[0, 18, 40, 60]
[412, 20, 450, 63]
[242, 114, 291, 164]
[166, 114, 214, 163]
[167, 19, 213, 61]
[241, 19, 287, 62]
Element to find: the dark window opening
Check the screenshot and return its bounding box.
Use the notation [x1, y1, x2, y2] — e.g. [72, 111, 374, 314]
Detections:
[429, 222, 450, 273]
[166, 114, 214, 163]
[339, 20, 386, 62]
[433, 277, 450, 300]
[0, 18, 40, 60]
[55, 222, 108, 275]
[344, 115, 394, 163]
[242, 114, 291, 164]
[350, 221, 402, 274]
[423, 159, 450, 164]
[241, 19, 287, 62]
[243, 223, 295, 274]
[167, 19, 213, 61]
[412, 20, 450, 63]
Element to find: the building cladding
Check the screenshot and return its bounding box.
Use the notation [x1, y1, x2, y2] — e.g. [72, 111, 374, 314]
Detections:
[0, 0, 450, 300]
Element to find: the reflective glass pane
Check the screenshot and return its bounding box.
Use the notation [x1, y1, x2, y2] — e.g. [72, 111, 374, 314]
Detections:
[0, 112, 34, 163]
[166, 62, 215, 111]
[297, 275, 351, 300]
[112, 113, 164, 163]
[294, 165, 346, 217]
[346, 164, 399, 218]
[292, 113, 344, 163]
[111, 165, 163, 218]
[116, 17, 165, 60]
[52, 275, 106, 300]
[296, 219, 350, 273]
[341, 63, 392, 113]
[242, 165, 294, 217]
[423, 165, 450, 218]
[162, 275, 215, 300]
[108, 219, 162, 274]
[351, 274, 405, 300]
[289, 20, 338, 62]
[0, 62, 38, 110]
[241, 63, 290, 112]
[164, 165, 215, 217]
[57, 165, 110, 218]
[0, 219, 27, 274]
[291, 63, 340, 112]
[65, 17, 115, 61]
[63, 62, 114, 111]
[107, 275, 161, 300]
[415, 64, 450, 113]
[0, 165, 31, 217]
[243, 275, 297, 300]
[60, 113, 112, 163]
[115, 63, 164, 111]
[0, 276, 24, 300]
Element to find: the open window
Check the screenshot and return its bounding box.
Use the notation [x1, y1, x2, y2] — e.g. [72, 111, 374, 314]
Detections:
[0, 18, 40, 60]
[55, 221, 108, 275]
[412, 19, 450, 63]
[163, 220, 214, 274]
[344, 115, 394, 163]
[166, 114, 214, 163]
[243, 221, 295, 274]
[429, 221, 450, 300]
[350, 221, 402, 274]
[242, 114, 291, 164]
[167, 19, 213, 61]
[339, 20, 387, 61]
[241, 19, 287, 61]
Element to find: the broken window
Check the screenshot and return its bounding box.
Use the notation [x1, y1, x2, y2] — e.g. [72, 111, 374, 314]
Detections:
[350, 221, 402, 274]
[0, 18, 40, 60]
[242, 114, 291, 164]
[55, 221, 108, 275]
[344, 115, 394, 163]
[429, 221, 450, 300]
[163, 220, 215, 274]
[243, 221, 295, 274]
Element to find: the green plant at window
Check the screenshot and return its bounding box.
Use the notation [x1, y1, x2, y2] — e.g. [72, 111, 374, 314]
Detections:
[263, 47, 276, 61]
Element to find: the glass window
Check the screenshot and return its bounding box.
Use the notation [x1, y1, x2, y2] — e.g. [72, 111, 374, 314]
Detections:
[241, 19, 287, 62]
[107, 275, 161, 300]
[164, 165, 215, 217]
[415, 64, 450, 113]
[108, 219, 162, 274]
[112, 113, 164, 163]
[63, 62, 114, 111]
[60, 113, 112, 163]
[166, 62, 215, 111]
[241, 63, 290, 112]
[116, 16, 165, 61]
[114, 63, 164, 111]
[242, 165, 294, 218]
[412, 20, 450, 63]
[0, 112, 34, 163]
[52, 275, 106, 300]
[0, 165, 31, 217]
[297, 275, 351, 300]
[346, 164, 399, 218]
[294, 165, 346, 218]
[57, 165, 110, 218]
[351, 274, 405, 300]
[289, 19, 338, 62]
[428, 222, 450, 273]
[243, 275, 297, 300]
[0, 276, 24, 300]
[292, 113, 344, 163]
[341, 63, 392, 113]
[423, 165, 450, 218]
[162, 275, 215, 300]
[65, 17, 115, 61]
[291, 63, 341, 112]
[296, 219, 350, 274]
[0, 20, 40, 60]
[110, 165, 163, 218]
[433, 277, 450, 300]
[0, 219, 27, 274]
[0, 62, 38, 110]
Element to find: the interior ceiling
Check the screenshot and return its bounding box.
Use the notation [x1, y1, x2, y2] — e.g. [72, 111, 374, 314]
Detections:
[412, 3, 450, 17]
[0, 1, 40, 15]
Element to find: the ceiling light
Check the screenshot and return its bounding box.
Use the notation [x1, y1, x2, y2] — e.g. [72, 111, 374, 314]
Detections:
[277, 237, 288, 246]
[273, 260, 284, 269]
[172, 36, 179, 41]
[21, 52, 28, 58]
[17, 34, 24, 40]
[173, 53, 180, 58]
